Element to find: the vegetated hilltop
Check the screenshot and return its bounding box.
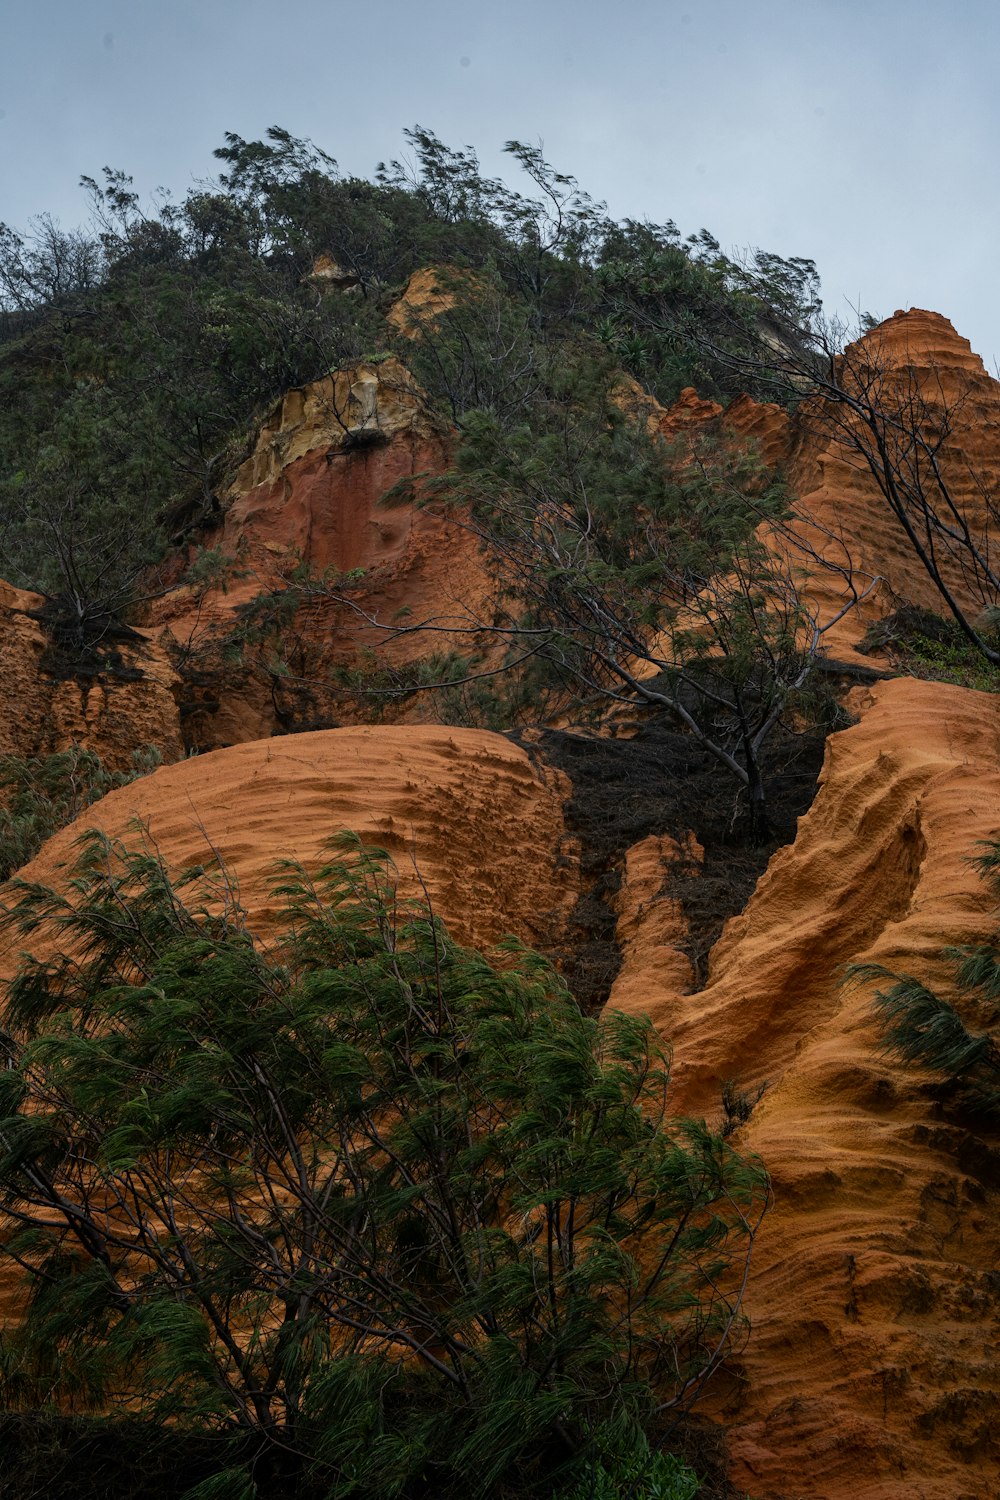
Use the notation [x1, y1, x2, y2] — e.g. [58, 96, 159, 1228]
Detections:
[3, 127, 1000, 1499]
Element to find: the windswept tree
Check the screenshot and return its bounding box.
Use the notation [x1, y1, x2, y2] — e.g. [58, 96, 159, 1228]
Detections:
[329, 354, 872, 841]
[684, 291, 1000, 671]
[0, 831, 765, 1498]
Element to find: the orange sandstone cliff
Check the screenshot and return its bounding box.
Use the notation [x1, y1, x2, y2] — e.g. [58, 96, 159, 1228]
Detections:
[653, 310, 1000, 669]
[5, 307, 1000, 1500]
[611, 677, 1000, 1500]
[782, 309, 1000, 663]
[149, 356, 497, 749]
[0, 579, 183, 769]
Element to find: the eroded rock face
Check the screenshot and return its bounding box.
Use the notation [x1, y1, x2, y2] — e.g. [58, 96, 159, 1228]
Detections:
[654, 312, 1000, 668]
[0, 582, 183, 771]
[7, 725, 577, 956]
[385, 265, 475, 335]
[609, 677, 1000, 1499]
[783, 308, 1000, 663]
[151, 358, 496, 749]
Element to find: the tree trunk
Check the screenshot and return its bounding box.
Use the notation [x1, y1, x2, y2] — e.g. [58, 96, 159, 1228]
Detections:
[746, 759, 772, 846]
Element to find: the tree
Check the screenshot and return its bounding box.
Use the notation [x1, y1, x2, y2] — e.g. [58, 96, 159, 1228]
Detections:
[0, 742, 160, 881]
[0, 830, 766, 1499]
[808, 326, 1000, 668]
[594, 220, 822, 406]
[0, 215, 103, 338]
[0, 151, 384, 652]
[687, 295, 1000, 671]
[0, 122, 828, 679]
[396, 264, 542, 429]
[0, 382, 171, 656]
[328, 355, 872, 842]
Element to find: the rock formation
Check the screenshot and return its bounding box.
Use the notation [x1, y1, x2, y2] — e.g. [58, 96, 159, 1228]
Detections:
[150, 357, 497, 749]
[651, 311, 1000, 668]
[782, 309, 1000, 664]
[0, 578, 183, 769]
[4, 725, 577, 958]
[610, 677, 1000, 1499]
[5, 307, 1000, 1498]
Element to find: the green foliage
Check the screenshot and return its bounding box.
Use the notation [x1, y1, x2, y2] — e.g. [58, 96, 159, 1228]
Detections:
[421, 349, 811, 839]
[595, 220, 821, 405]
[861, 606, 1000, 691]
[0, 831, 766, 1498]
[557, 1438, 698, 1500]
[400, 264, 541, 429]
[0, 382, 171, 647]
[0, 122, 819, 658]
[851, 840, 1000, 1121]
[0, 743, 161, 881]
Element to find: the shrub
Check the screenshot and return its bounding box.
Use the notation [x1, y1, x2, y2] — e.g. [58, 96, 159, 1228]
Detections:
[860, 606, 1000, 691]
[0, 742, 161, 881]
[0, 831, 766, 1498]
[852, 839, 1000, 1122]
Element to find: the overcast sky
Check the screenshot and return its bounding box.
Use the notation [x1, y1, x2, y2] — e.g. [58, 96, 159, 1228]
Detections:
[3, 0, 998, 370]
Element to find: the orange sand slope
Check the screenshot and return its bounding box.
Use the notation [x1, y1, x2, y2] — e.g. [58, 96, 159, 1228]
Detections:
[8, 725, 576, 956]
[611, 676, 1000, 1500]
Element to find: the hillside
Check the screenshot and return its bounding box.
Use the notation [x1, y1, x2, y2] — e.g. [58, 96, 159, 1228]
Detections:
[2, 129, 1000, 1500]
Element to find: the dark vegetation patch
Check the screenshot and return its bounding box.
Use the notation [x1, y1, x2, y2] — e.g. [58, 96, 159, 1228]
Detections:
[861, 604, 1000, 692]
[0, 1412, 743, 1500]
[0, 1414, 235, 1500]
[29, 601, 149, 682]
[527, 712, 827, 1008]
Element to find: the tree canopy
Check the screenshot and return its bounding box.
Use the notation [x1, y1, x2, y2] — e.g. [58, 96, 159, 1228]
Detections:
[0, 830, 765, 1498]
[0, 125, 822, 651]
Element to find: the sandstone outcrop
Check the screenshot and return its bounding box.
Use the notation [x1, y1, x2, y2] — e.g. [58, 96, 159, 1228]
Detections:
[386, 265, 476, 335]
[610, 676, 1000, 1499]
[151, 358, 497, 749]
[652, 312, 1000, 670]
[5, 725, 577, 957]
[0, 580, 183, 770]
[5, 300, 1000, 1498]
[782, 309, 1000, 664]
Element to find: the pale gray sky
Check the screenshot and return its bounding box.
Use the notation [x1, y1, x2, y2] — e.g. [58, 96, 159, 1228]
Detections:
[2, 0, 998, 367]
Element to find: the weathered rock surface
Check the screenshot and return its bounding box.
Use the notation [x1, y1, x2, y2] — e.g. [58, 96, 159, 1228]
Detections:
[385, 265, 475, 335]
[151, 358, 496, 749]
[7, 725, 577, 956]
[653, 312, 1000, 669]
[782, 309, 1000, 664]
[0, 581, 183, 770]
[5, 302, 1000, 1499]
[610, 676, 1000, 1499]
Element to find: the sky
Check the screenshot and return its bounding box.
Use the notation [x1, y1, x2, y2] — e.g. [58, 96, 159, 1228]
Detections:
[2, 0, 999, 369]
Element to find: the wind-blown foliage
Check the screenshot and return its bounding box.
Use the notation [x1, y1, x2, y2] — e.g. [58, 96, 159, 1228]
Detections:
[0, 831, 766, 1498]
[851, 839, 1000, 1121]
[0, 742, 160, 880]
[396, 351, 861, 841]
[0, 124, 820, 656]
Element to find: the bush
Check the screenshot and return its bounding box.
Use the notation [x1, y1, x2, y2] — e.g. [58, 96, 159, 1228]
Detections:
[0, 742, 161, 881]
[852, 839, 1000, 1122]
[860, 606, 1000, 691]
[558, 1439, 698, 1499]
[0, 831, 766, 1498]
